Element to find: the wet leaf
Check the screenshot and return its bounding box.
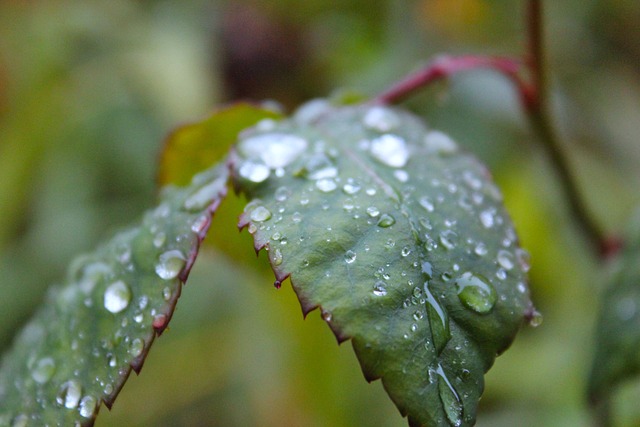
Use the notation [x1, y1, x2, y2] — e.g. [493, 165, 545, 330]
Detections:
[588, 209, 640, 404]
[0, 162, 229, 426]
[232, 100, 534, 426]
[158, 102, 282, 186]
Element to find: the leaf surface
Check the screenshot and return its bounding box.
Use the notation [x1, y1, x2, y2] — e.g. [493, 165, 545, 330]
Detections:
[588, 209, 640, 404]
[0, 162, 228, 426]
[231, 100, 534, 426]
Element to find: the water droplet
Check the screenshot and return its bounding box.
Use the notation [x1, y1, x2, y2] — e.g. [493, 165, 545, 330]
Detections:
[435, 364, 463, 427]
[455, 272, 497, 314]
[153, 232, 166, 248]
[394, 170, 409, 182]
[413, 310, 424, 321]
[250, 206, 272, 222]
[321, 310, 332, 322]
[239, 133, 308, 168]
[479, 209, 495, 228]
[528, 309, 543, 327]
[274, 186, 291, 202]
[316, 178, 337, 192]
[421, 261, 433, 279]
[516, 248, 531, 272]
[384, 238, 396, 249]
[57, 380, 82, 409]
[104, 281, 131, 314]
[419, 196, 435, 212]
[184, 177, 225, 211]
[496, 269, 507, 280]
[497, 249, 515, 270]
[365, 187, 377, 196]
[32, 357, 56, 384]
[363, 106, 399, 132]
[439, 230, 458, 250]
[300, 153, 338, 180]
[401, 246, 411, 257]
[377, 214, 396, 227]
[272, 248, 283, 266]
[78, 395, 97, 418]
[238, 159, 271, 183]
[366, 206, 380, 217]
[370, 134, 409, 167]
[155, 250, 186, 280]
[462, 170, 482, 190]
[343, 250, 357, 264]
[373, 281, 387, 296]
[130, 338, 144, 357]
[474, 243, 488, 256]
[423, 130, 458, 154]
[342, 180, 361, 195]
[424, 282, 451, 353]
[294, 98, 332, 123]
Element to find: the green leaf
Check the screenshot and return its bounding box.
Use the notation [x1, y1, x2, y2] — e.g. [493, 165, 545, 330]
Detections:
[588, 209, 640, 404]
[231, 100, 534, 427]
[158, 103, 282, 187]
[0, 162, 228, 426]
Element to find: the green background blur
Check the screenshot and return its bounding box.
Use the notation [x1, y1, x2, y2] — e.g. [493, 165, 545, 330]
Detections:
[1, 1, 639, 426]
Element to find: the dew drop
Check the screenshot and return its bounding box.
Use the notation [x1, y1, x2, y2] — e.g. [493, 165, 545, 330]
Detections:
[455, 272, 497, 314]
[342, 181, 361, 195]
[155, 250, 186, 280]
[344, 250, 357, 264]
[238, 159, 271, 183]
[316, 178, 337, 192]
[78, 395, 97, 418]
[301, 154, 338, 180]
[419, 196, 435, 212]
[479, 209, 495, 229]
[474, 243, 488, 256]
[250, 206, 272, 222]
[321, 310, 332, 322]
[497, 249, 515, 270]
[439, 230, 458, 250]
[435, 364, 463, 427]
[496, 269, 507, 280]
[153, 232, 166, 248]
[183, 177, 225, 211]
[423, 130, 458, 155]
[32, 357, 56, 384]
[274, 186, 291, 202]
[528, 309, 544, 327]
[421, 261, 433, 279]
[366, 206, 380, 218]
[370, 134, 409, 167]
[239, 133, 308, 168]
[129, 338, 144, 357]
[104, 281, 131, 314]
[401, 246, 411, 257]
[377, 214, 396, 228]
[365, 187, 377, 196]
[272, 248, 283, 266]
[373, 281, 387, 296]
[424, 282, 451, 354]
[56, 380, 82, 409]
[363, 106, 399, 132]
[394, 170, 409, 182]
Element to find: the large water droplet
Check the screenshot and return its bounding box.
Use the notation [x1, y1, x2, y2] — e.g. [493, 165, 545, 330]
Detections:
[370, 134, 409, 167]
[373, 281, 387, 296]
[419, 196, 435, 212]
[363, 106, 400, 132]
[130, 338, 144, 357]
[439, 230, 458, 250]
[239, 133, 308, 168]
[250, 206, 272, 222]
[56, 380, 82, 409]
[497, 249, 515, 270]
[435, 364, 463, 427]
[32, 357, 56, 384]
[78, 395, 97, 418]
[272, 248, 283, 266]
[479, 209, 495, 229]
[344, 250, 357, 264]
[238, 159, 271, 183]
[316, 178, 337, 192]
[474, 243, 488, 256]
[104, 281, 131, 314]
[342, 180, 361, 195]
[423, 130, 458, 154]
[301, 153, 338, 180]
[424, 282, 451, 353]
[528, 309, 543, 327]
[377, 214, 396, 227]
[455, 272, 496, 314]
[155, 250, 186, 280]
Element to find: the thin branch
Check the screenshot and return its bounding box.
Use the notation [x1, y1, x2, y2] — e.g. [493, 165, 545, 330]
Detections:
[522, 0, 606, 254]
[373, 55, 532, 106]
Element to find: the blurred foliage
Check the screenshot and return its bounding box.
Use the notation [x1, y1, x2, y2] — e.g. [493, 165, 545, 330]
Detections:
[0, 0, 639, 426]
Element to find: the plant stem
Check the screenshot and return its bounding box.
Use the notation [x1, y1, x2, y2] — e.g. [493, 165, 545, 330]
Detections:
[522, 0, 605, 254]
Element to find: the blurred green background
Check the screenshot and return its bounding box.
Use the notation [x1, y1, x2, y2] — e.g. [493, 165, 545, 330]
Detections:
[1, 0, 640, 426]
